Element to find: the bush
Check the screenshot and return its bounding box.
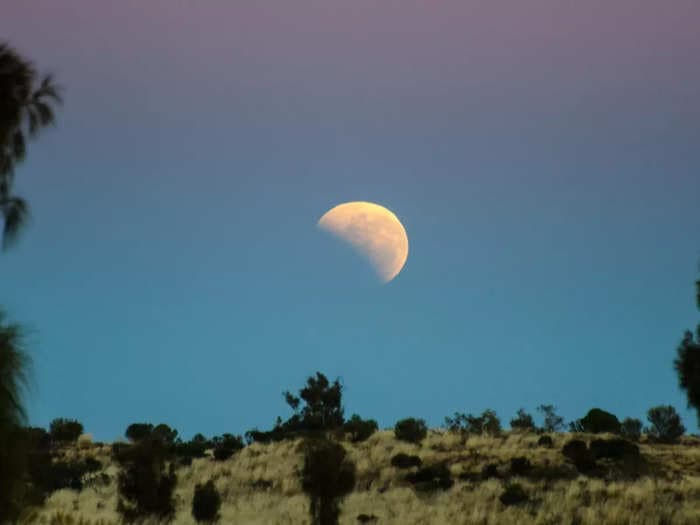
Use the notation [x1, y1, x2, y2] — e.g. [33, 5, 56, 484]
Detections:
[572, 408, 621, 434]
[212, 434, 244, 461]
[620, 418, 643, 441]
[125, 423, 154, 442]
[509, 457, 532, 476]
[562, 439, 595, 473]
[115, 436, 177, 523]
[510, 409, 536, 432]
[390, 453, 422, 469]
[192, 480, 221, 523]
[343, 414, 378, 443]
[646, 405, 685, 444]
[444, 409, 501, 435]
[394, 418, 427, 444]
[537, 435, 554, 448]
[589, 438, 639, 461]
[175, 435, 209, 464]
[49, 419, 83, 444]
[152, 424, 178, 446]
[500, 482, 528, 506]
[481, 463, 500, 480]
[405, 463, 453, 492]
[301, 437, 356, 525]
[537, 405, 565, 433]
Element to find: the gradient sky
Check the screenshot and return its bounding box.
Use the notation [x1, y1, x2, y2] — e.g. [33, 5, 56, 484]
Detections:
[3, 0, 700, 441]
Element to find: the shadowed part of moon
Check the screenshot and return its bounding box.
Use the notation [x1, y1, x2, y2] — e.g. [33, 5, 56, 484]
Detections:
[317, 201, 409, 283]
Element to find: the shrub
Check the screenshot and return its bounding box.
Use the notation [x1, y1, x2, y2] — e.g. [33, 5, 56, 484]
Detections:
[562, 439, 595, 473]
[152, 424, 178, 446]
[343, 414, 378, 443]
[510, 409, 536, 432]
[572, 408, 621, 434]
[175, 435, 209, 464]
[115, 436, 177, 523]
[125, 423, 154, 442]
[500, 482, 528, 506]
[301, 437, 356, 525]
[620, 418, 643, 441]
[405, 462, 453, 492]
[589, 438, 639, 461]
[192, 479, 221, 523]
[394, 418, 427, 444]
[49, 419, 83, 444]
[284, 372, 345, 434]
[444, 409, 501, 435]
[481, 463, 500, 480]
[390, 453, 422, 469]
[537, 405, 565, 432]
[510, 457, 532, 476]
[212, 434, 244, 461]
[537, 435, 554, 448]
[646, 405, 685, 444]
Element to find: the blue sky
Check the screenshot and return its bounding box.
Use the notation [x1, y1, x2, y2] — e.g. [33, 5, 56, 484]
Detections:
[3, 0, 700, 441]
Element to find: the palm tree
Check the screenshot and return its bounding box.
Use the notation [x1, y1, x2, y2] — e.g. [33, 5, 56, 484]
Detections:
[0, 42, 61, 249]
[0, 309, 32, 522]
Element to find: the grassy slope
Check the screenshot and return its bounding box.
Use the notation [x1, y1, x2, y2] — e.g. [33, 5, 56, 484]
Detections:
[21, 431, 700, 525]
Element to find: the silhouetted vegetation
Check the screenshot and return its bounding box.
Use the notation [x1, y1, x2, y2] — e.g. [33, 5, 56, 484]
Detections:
[445, 409, 501, 435]
[562, 439, 595, 473]
[49, 418, 84, 444]
[0, 42, 62, 248]
[343, 414, 378, 443]
[115, 436, 177, 523]
[509, 456, 533, 476]
[499, 482, 528, 506]
[509, 409, 536, 432]
[645, 405, 685, 444]
[537, 405, 565, 432]
[620, 418, 643, 441]
[192, 479, 221, 524]
[589, 438, 639, 461]
[394, 418, 427, 444]
[390, 453, 422, 469]
[125, 423, 154, 442]
[569, 408, 621, 434]
[674, 274, 700, 426]
[405, 462, 453, 492]
[481, 463, 500, 480]
[301, 437, 356, 525]
[212, 433, 244, 461]
[537, 435, 554, 448]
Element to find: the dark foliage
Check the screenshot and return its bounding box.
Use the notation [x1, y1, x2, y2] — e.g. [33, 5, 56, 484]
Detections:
[499, 482, 528, 506]
[343, 414, 378, 443]
[115, 436, 177, 523]
[562, 439, 596, 473]
[125, 423, 154, 442]
[192, 480, 221, 523]
[212, 434, 244, 461]
[537, 435, 554, 448]
[589, 438, 639, 461]
[394, 418, 428, 444]
[571, 408, 621, 434]
[175, 434, 209, 465]
[510, 409, 536, 432]
[674, 325, 700, 427]
[405, 462, 453, 492]
[620, 418, 643, 442]
[357, 514, 378, 523]
[481, 463, 500, 480]
[509, 457, 533, 476]
[537, 405, 565, 433]
[285, 372, 345, 432]
[390, 453, 422, 469]
[445, 409, 501, 436]
[49, 418, 83, 444]
[301, 437, 356, 525]
[646, 405, 685, 444]
[152, 424, 178, 446]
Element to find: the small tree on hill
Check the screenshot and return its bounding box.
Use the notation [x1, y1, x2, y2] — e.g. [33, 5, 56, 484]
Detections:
[125, 423, 154, 442]
[646, 405, 685, 444]
[674, 272, 700, 426]
[571, 408, 621, 434]
[49, 418, 83, 444]
[537, 405, 565, 433]
[192, 480, 221, 523]
[301, 438, 356, 525]
[510, 409, 535, 432]
[620, 418, 643, 441]
[283, 372, 345, 433]
[394, 418, 427, 444]
[343, 414, 378, 443]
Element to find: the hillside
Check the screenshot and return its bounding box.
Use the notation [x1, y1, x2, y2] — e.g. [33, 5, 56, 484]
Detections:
[17, 430, 700, 525]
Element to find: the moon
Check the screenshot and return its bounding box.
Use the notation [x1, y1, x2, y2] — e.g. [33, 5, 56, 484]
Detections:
[317, 201, 409, 283]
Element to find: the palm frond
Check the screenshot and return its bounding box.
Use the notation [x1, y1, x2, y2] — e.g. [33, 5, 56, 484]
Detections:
[36, 74, 63, 104]
[0, 312, 32, 427]
[0, 196, 29, 250]
[11, 130, 25, 162]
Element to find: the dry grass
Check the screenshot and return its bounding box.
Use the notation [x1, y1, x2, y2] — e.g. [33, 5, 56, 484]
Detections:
[23, 431, 700, 524]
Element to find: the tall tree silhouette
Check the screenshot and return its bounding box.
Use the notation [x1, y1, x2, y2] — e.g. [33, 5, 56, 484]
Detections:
[0, 309, 32, 521]
[0, 42, 61, 248]
[674, 271, 700, 425]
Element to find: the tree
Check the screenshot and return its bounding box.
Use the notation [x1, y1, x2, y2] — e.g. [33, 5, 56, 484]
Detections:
[0, 43, 62, 248]
[343, 414, 378, 443]
[125, 423, 154, 442]
[646, 405, 685, 444]
[570, 408, 621, 434]
[394, 418, 428, 444]
[620, 418, 643, 442]
[283, 372, 345, 432]
[301, 438, 355, 525]
[445, 409, 501, 435]
[49, 418, 83, 444]
[510, 409, 535, 432]
[0, 310, 32, 521]
[674, 272, 700, 426]
[192, 480, 221, 523]
[537, 405, 565, 433]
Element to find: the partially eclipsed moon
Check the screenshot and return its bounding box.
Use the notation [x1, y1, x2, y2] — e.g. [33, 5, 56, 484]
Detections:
[318, 201, 409, 283]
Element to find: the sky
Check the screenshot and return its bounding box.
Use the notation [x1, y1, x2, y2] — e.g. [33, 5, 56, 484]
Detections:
[2, 0, 700, 442]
